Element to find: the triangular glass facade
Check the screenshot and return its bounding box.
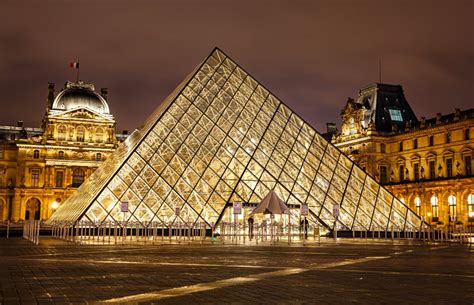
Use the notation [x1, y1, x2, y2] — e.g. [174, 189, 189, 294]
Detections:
[48, 48, 422, 232]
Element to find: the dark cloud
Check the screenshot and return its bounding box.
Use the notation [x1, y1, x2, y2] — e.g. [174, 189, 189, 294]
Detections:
[0, 0, 472, 132]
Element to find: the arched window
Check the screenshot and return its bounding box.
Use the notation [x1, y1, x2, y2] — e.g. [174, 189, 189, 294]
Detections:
[58, 151, 64, 159]
[448, 194, 456, 220]
[33, 150, 39, 159]
[96, 153, 102, 161]
[414, 197, 421, 215]
[57, 125, 66, 141]
[430, 195, 439, 219]
[96, 128, 104, 143]
[72, 168, 85, 187]
[468, 194, 474, 220]
[76, 127, 85, 142]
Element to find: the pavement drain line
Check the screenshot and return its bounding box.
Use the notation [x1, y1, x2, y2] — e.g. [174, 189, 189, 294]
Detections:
[100, 256, 390, 304]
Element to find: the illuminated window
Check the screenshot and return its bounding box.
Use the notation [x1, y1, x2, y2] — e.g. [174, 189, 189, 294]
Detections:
[389, 109, 403, 121]
[468, 194, 474, 220]
[72, 168, 85, 187]
[431, 195, 439, 218]
[96, 128, 104, 143]
[448, 194, 456, 218]
[414, 197, 421, 215]
[33, 150, 39, 159]
[96, 153, 102, 161]
[31, 169, 40, 187]
[58, 151, 64, 159]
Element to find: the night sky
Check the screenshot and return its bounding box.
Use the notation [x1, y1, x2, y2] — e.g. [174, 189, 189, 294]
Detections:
[1, 0, 472, 133]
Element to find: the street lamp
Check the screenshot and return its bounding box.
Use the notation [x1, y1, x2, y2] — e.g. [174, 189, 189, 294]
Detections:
[51, 201, 59, 210]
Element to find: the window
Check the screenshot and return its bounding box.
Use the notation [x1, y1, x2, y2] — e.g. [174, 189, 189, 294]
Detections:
[96, 128, 104, 143]
[96, 153, 102, 161]
[468, 194, 474, 220]
[33, 150, 39, 159]
[58, 125, 66, 141]
[399, 142, 403, 152]
[446, 132, 451, 144]
[56, 170, 64, 187]
[380, 143, 385, 153]
[0, 148, 3, 159]
[380, 166, 388, 184]
[465, 156, 472, 176]
[446, 158, 453, 178]
[414, 197, 421, 215]
[448, 195, 456, 220]
[58, 151, 64, 159]
[31, 169, 40, 187]
[465, 129, 470, 141]
[413, 139, 418, 149]
[72, 168, 85, 187]
[399, 165, 404, 181]
[389, 109, 403, 121]
[429, 160, 436, 180]
[414, 163, 419, 180]
[76, 127, 85, 142]
[429, 135, 434, 146]
[431, 195, 439, 219]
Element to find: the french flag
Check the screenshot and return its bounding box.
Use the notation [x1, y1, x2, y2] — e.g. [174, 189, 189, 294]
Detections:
[70, 62, 79, 69]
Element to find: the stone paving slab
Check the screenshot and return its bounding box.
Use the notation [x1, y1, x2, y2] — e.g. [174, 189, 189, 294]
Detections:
[0, 237, 472, 304]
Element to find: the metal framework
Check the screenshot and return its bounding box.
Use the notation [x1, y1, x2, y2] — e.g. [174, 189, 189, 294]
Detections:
[47, 48, 422, 232]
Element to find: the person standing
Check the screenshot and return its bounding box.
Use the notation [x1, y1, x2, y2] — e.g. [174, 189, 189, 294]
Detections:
[248, 216, 254, 239]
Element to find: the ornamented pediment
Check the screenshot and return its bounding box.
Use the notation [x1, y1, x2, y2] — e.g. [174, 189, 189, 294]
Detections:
[49, 108, 113, 122]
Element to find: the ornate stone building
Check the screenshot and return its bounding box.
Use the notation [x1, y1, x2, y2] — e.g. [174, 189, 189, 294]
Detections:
[0, 81, 127, 221]
[331, 83, 473, 226]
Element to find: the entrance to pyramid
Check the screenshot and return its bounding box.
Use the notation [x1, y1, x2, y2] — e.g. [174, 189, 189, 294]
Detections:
[47, 48, 424, 242]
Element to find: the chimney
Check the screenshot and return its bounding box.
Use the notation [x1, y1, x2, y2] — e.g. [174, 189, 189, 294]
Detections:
[47, 82, 55, 109]
[17, 120, 23, 128]
[454, 108, 461, 121]
[101, 88, 108, 101]
[326, 122, 337, 134]
[436, 113, 442, 125]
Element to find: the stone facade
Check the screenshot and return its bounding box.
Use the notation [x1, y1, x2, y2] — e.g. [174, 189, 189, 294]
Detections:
[0, 81, 127, 221]
[331, 83, 473, 226]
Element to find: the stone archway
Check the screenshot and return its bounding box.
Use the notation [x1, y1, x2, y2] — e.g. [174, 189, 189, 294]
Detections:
[25, 198, 41, 220]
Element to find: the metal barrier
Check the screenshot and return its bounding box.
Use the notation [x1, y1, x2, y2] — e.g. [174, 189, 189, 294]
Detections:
[23, 220, 40, 245]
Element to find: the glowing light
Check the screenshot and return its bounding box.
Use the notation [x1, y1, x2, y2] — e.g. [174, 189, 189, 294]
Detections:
[51, 201, 59, 210]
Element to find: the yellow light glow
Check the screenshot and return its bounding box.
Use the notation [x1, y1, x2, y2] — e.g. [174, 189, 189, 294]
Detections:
[51, 201, 59, 210]
[468, 211, 474, 218]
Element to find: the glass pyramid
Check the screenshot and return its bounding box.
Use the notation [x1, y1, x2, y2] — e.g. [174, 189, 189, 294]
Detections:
[48, 48, 422, 232]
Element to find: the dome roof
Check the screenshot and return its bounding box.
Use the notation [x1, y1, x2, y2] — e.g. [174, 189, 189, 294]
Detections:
[52, 81, 110, 114]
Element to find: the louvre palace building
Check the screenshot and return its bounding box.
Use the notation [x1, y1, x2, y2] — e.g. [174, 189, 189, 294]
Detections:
[0, 81, 127, 221]
[331, 83, 473, 226]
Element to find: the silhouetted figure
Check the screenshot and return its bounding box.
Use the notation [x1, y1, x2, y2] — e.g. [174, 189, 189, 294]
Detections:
[248, 216, 254, 239]
[300, 217, 309, 239]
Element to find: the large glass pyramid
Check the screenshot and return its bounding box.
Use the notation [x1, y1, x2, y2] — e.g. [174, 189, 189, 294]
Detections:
[48, 48, 422, 232]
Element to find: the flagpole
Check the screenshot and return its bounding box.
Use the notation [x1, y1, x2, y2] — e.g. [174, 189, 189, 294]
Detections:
[76, 58, 80, 82]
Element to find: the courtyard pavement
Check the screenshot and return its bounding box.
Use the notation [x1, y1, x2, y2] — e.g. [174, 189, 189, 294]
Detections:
[0, 237, 473, 304]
